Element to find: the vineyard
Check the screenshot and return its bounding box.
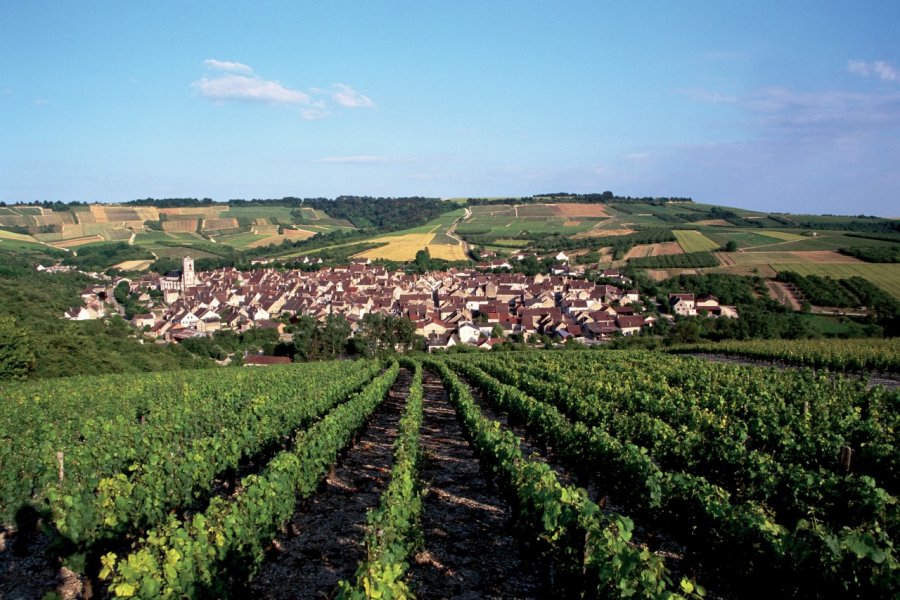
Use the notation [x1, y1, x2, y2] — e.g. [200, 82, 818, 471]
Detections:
[1, 351, 897, 598]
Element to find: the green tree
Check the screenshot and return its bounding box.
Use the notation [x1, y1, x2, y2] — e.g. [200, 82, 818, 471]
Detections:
[0, 316, 36, 379]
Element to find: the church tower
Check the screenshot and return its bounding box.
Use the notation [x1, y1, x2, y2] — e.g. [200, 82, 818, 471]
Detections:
[182, 256, 196, 289]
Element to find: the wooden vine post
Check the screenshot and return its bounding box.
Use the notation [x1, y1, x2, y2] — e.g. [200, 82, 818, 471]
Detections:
[56, 451, 65, 482]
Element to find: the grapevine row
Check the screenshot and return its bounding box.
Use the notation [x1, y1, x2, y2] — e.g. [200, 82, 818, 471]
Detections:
[425, 358, 703, 600]
[466, 354, 897, 529]
[103, 362, 400, 598]
[1, 362, 365, 524]
[450, 356, 897, 598]
[668, 337, 900, 374]
[474, 350, 898, 495]
[338, 359, 425, 598]
[45, 360, 381, 553]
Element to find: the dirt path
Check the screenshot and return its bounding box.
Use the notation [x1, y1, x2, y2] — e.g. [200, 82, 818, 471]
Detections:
[244, 369, 410, 598]
[408, 371, 545, 599]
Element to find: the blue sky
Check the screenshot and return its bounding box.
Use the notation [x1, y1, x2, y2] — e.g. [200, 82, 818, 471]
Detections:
[2, 1, 899, 216]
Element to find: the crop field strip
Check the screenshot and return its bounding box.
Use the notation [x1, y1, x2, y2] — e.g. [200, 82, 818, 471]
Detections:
[450, 351, 898, 598]
[3, 351, 898, 598]
[405, 368, 546, 597]
[0, 361, 382, 596]
[667, 337, 900, 373]
[248, 368, 410, 597]
[103, 364, 401, 597]
[771, 263, 900, 299]
[673, 229, 720, 253]
[448, 363, 703, 595]
[425, 359, 696, 598]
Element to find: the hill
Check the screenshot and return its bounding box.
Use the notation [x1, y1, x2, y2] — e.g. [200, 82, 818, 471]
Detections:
[2, 194, 898, 303]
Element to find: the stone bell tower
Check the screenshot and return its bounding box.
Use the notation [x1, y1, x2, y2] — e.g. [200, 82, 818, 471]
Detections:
[182, 255, 196, 289]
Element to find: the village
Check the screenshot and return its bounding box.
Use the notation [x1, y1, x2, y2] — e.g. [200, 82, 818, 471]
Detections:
[65, 256, 737, 354]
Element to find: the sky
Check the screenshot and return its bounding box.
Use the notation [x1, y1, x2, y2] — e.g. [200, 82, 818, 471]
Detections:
[1, 1, 899, 216]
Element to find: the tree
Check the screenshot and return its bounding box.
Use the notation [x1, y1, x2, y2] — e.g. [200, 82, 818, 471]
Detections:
[0, 317, 36, 379]
[353, 314, 420, 357]
[414, 248, 431, 273]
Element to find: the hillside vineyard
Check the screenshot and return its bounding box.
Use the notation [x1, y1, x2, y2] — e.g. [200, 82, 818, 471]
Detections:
[1, 351, 896, 598]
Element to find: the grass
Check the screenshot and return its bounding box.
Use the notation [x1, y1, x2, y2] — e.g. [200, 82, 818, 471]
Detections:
[223, 205, 298, 225]
[491, 238, 530, 247]
[214, 231, 271, 248]
[770, 263, 900, 299]
[753, 230, 806, 241]
[722, 251, 859, 265]
[0, 229, 39, 242]
[674, 230, 720, 253]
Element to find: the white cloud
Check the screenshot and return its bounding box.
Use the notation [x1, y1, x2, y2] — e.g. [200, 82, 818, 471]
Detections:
[193, 74, 310, 105]
[301, 108, 331, 120]
[33, 99, 48, 105]
[848, 59, 898, 82]
[203, 59, 254, 75]
[332, 83, 374, 108]
[193, 60, 376, 118]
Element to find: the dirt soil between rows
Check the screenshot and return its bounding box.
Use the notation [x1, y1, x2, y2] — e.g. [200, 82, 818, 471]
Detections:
[408, 371, 546, 599]
[244, 369, 410, 598]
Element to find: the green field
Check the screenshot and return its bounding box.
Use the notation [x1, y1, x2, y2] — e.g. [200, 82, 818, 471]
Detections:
[223, 205, 298, 225]
[673, 230, 720, 252]
[771, 263, 900, 299]
[214, 231, 271, 248]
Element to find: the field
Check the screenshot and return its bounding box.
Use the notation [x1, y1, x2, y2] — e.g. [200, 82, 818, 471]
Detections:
[113, 259, 154, 271]
[223, 205, 297, 225]
[353, 233, 436, 261]
[200, 217, 240, 231]
[161, 219, 199, 233]
[550, 202, 609, 217]
[770, 262, 900, 299]
[673, 230, 720, 252]
[425, 243, 468, 261]
[623, 241, 684, 259]
[1, 352, 896, 599]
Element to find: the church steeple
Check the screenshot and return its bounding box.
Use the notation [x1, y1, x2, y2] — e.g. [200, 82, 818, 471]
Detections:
[182, 256, 196, 289]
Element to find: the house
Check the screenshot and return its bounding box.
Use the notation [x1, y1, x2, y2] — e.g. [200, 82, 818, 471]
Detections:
[64, 306, 98, 320]
[426, 332, 458, 352]
[669, 293, 696, 317]
[616, 315, 646, 336]
[132, 313, 156, 329]
[457, 322, 482, 344]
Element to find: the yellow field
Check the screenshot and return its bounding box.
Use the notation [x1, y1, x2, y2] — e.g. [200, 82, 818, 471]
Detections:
[162, 219, 199, 233]
[247, 229, 316, 248]
[252, 224, 279, 236]
[754, 230, 806, 241]
[354, 233, 437, 261]
[0, 229, 38, 242]
[673, 230, 720, 253]
[114, 259, 154, 271]
[158, 207, 223, 218]
[201, 218, 240, 231]
[427, 244, 468, 261]
[51, 235, 105, 248]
